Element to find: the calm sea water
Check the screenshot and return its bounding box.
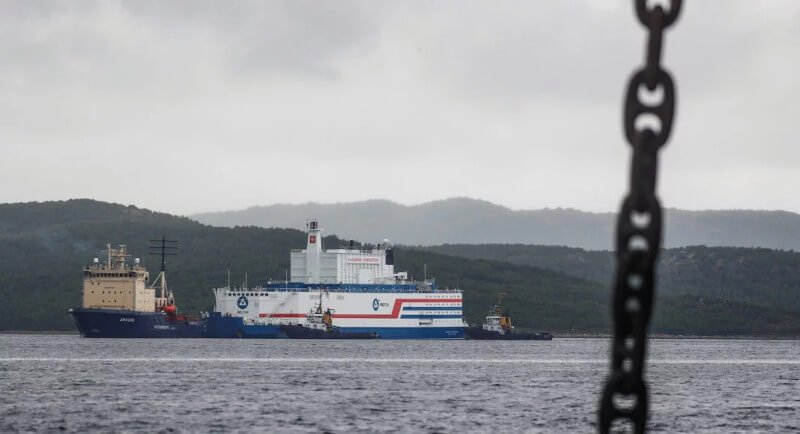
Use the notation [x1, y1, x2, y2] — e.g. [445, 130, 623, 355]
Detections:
[1, 335, 798, 433]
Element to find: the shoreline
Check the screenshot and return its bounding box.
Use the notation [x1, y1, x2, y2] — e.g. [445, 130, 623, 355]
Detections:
[554, 333, 800, 340]
[1, 330, 798, 340]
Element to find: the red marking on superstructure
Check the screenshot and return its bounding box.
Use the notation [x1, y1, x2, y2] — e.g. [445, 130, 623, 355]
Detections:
[267, 298, 462, 320]
[268, 313, 307, 318]
[332, 298, 462, 319]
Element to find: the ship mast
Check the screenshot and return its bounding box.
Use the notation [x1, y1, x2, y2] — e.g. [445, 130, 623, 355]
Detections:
[149, 236, 178, 300]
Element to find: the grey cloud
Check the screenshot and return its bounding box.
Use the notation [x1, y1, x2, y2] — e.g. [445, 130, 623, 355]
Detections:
[0, 1, 797, 214]
[121, 0, 390, 79]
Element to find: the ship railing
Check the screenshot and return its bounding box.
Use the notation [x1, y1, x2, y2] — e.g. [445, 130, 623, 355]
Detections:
[258, 286, 462, 294]
[211, 286, 272, 297]
[211, 283, 463, 295]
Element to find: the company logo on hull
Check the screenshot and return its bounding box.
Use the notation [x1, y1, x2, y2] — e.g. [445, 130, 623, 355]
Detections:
[372, 298, 390, 311]
[237, 296, 249, 309]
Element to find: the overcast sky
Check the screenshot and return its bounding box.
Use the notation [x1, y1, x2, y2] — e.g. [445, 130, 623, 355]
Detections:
[1, 1, 798, 215]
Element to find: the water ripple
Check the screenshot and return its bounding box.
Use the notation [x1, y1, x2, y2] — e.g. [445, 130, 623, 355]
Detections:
[1, 335, 798, 433]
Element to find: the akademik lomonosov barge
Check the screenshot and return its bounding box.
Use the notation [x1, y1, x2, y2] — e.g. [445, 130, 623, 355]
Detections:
[208, 220, 465, 339]
[70, 220, 466, 339]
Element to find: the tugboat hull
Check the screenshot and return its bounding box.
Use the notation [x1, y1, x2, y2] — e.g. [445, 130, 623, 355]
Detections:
[465, 326, 552, 340]
[280, 324, 378, 339]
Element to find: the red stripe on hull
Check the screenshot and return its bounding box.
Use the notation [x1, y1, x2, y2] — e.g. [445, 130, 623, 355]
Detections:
[266, 298, 463, 320]
[333, 298, 463, 320]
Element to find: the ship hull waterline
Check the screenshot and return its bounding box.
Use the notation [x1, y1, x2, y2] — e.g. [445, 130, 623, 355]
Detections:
[280, 324, 378, 339]
[464, 327, 553, 340]
[69, 308, 206, 338]
[69, 309, 464, 339]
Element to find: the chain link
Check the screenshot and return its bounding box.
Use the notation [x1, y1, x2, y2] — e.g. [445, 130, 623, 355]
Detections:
[598, 1, 681, 433]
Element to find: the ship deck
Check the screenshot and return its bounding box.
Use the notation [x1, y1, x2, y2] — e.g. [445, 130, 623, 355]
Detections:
[255, 282, 461, 293]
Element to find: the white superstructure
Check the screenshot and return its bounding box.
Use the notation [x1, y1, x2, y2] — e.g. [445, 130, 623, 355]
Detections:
[212, 220, 464, 339]
[289, 220, 406, 284]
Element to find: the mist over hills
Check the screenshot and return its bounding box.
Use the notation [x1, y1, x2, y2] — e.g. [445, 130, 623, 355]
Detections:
[192, 198, 800, 250]
[423, 244, 800, 313]
[0, 199, 610, 332]
[1, 199, 798, 335]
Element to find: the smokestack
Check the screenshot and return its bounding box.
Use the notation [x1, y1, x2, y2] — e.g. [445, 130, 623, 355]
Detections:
[305, 219, 323, 283]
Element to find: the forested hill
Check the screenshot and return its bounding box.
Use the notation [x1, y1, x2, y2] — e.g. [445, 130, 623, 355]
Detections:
[423, 243, 800, 318]
[1, 199, 799, 336]
[191, 197, 800, 250]
[0, 200, 609, 332]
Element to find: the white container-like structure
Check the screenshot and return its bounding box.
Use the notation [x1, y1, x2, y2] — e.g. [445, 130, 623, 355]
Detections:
[212, 220, 463, 339]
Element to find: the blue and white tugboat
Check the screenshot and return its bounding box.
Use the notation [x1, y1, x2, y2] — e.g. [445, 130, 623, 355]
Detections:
[280, 293, 378, 339]
[465, 303, 553, 340]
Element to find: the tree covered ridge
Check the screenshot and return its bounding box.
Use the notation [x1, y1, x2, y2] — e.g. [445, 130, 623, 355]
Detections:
[422, 244, 800, 312]
[0, 200, 798, 336]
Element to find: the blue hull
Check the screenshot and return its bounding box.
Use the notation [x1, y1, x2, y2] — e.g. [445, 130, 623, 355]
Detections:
[70, 310, 461, 339]
[205, 312, 281, 339]
[337, 326, 464, 339]
[69, 308, 206, 338]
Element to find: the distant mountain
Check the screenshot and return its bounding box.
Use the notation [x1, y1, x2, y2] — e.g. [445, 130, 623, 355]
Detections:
[423, 244, 800, 313]
[0, 199, 610, 332]
[191, 198, 800, 250]
[1, 199, 798, 336]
